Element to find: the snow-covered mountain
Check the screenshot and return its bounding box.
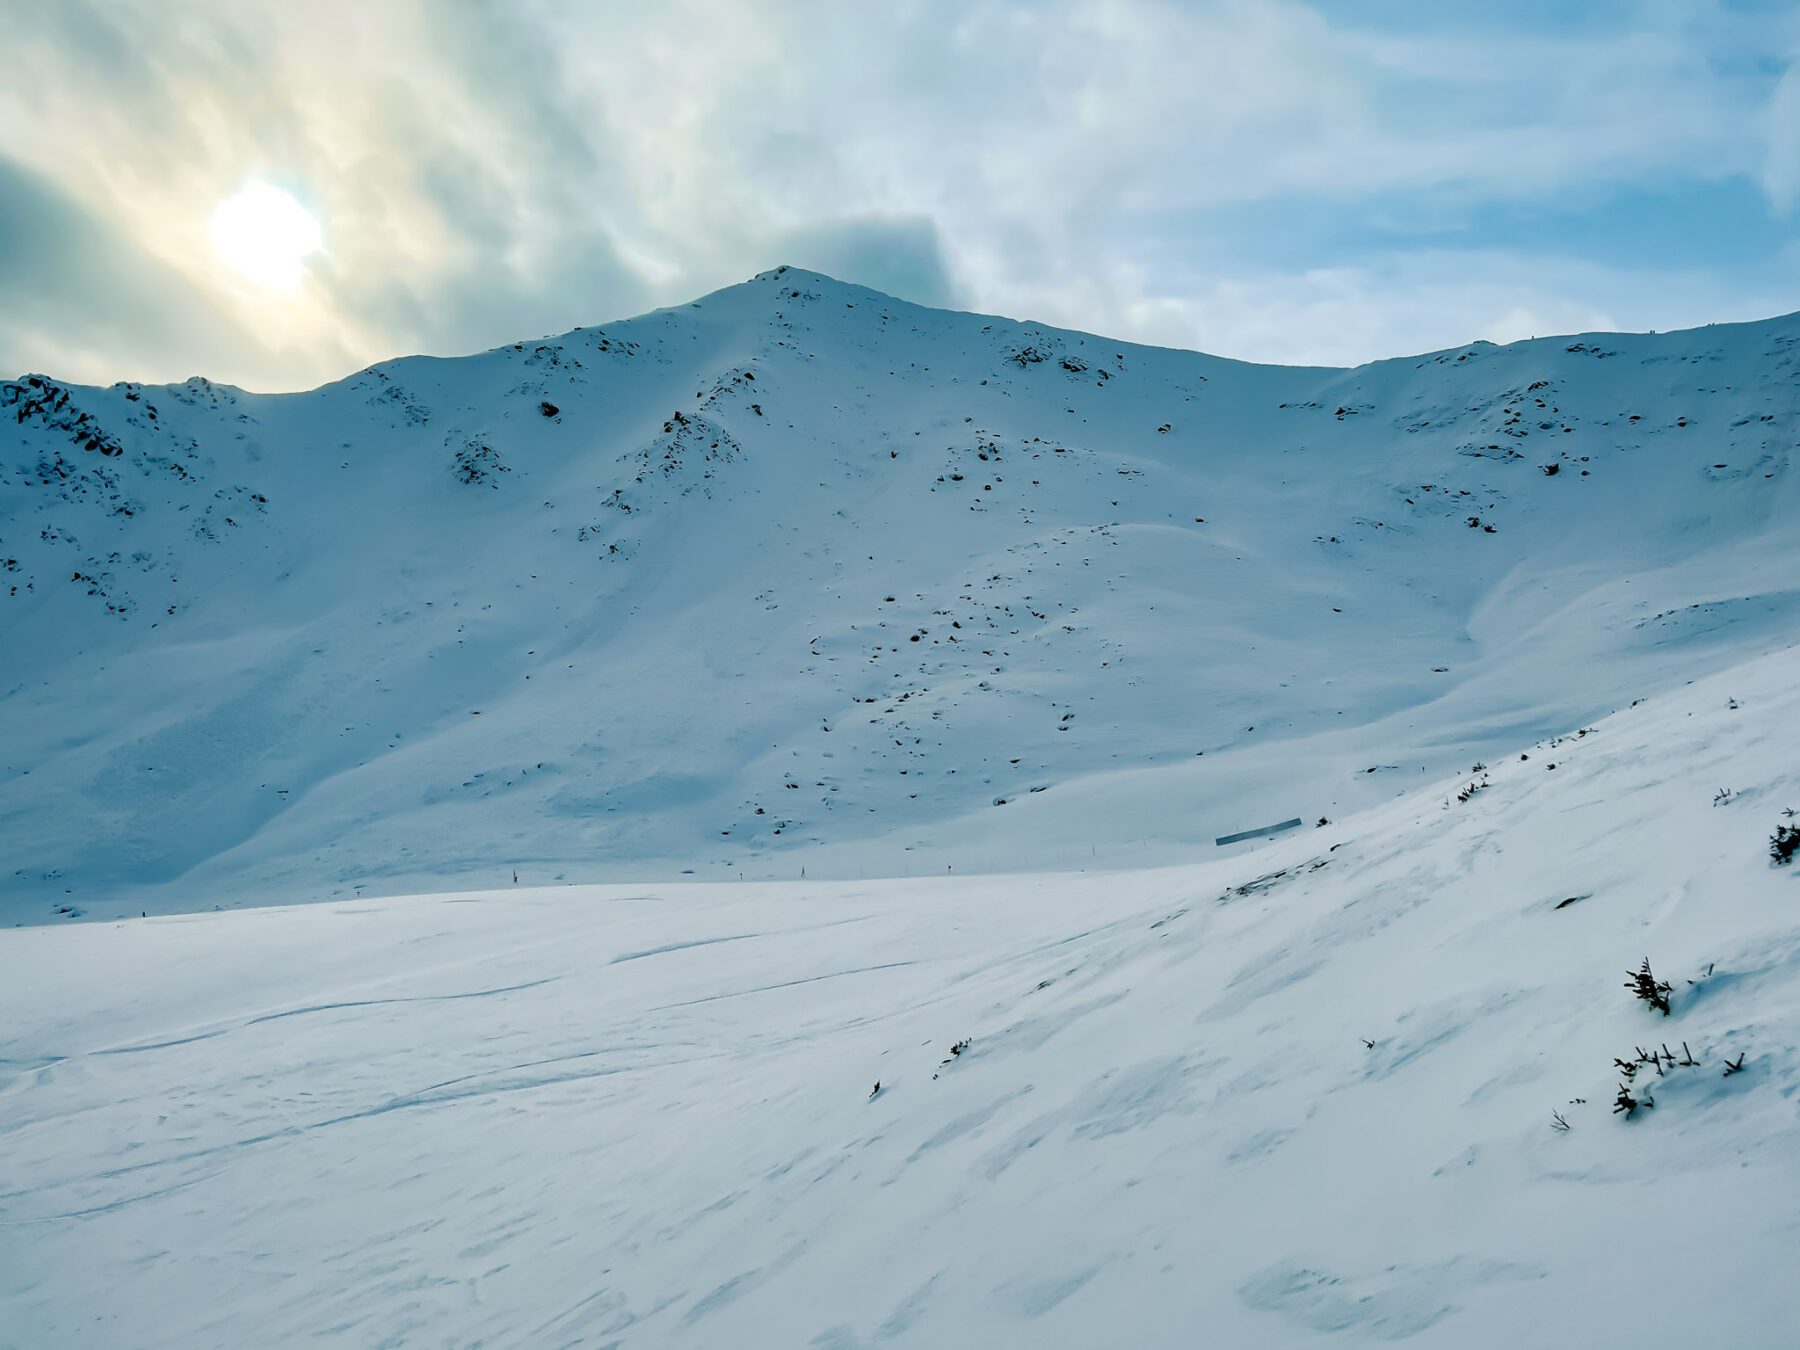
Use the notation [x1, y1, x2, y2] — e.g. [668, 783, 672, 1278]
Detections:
[3, 267, 1798, 918]
[5, 273, 1800, 1346]
[4, 641, 1798, 1346]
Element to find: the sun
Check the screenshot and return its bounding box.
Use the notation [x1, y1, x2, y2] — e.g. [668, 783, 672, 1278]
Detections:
[210, 182, 322, 290]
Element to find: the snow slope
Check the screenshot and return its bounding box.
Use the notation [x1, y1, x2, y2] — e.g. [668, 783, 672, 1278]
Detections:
[3, 644, 1798, 1347]
[4, 268, 1800, 918]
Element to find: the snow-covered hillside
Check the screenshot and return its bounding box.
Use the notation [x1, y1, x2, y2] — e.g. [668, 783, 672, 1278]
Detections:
[4, 268, 1799, 918]
[4, 645, 1798, 1347]
[5, 273, 1800, 1344]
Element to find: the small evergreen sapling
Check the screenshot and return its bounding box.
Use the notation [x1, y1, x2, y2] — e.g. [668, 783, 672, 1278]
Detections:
[1771, 822, 1799, 866]
[1626, 958, 1673, 1015]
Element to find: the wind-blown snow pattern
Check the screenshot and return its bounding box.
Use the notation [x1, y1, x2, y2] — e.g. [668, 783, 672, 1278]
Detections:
[3, 267, 1798, 915]
[3, 652, 1799, 1345]
[4, 272, 1800, 1345]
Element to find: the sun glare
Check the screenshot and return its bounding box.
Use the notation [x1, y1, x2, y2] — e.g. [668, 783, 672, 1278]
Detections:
[210, 182, 322, 290]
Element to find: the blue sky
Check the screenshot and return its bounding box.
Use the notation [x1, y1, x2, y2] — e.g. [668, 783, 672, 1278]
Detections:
[2, 0, 1797, 388]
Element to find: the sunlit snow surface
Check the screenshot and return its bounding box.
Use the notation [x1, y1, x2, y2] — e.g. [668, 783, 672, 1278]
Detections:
[3, 652, 1799, 1346]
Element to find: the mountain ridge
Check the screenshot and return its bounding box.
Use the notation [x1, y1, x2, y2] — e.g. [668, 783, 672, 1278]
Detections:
[26, 263, 1795, 396]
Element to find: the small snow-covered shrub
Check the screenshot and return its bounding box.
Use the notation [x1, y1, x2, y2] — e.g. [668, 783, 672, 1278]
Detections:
[1771, 822, 1800, 866]
[1613, 1082, 1649, 1117]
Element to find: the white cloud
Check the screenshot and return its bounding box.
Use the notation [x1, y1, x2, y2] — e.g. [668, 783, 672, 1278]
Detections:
[0, 0, 1788, 387]
[1766, 59, 1800, 215]
[968, 248, 1800, 369]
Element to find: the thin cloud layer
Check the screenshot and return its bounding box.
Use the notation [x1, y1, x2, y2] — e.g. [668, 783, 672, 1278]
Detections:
[0, 0, 1794, 388]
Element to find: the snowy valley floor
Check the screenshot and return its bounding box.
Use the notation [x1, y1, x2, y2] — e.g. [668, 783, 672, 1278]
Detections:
[4, 645, 1800, 1348]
